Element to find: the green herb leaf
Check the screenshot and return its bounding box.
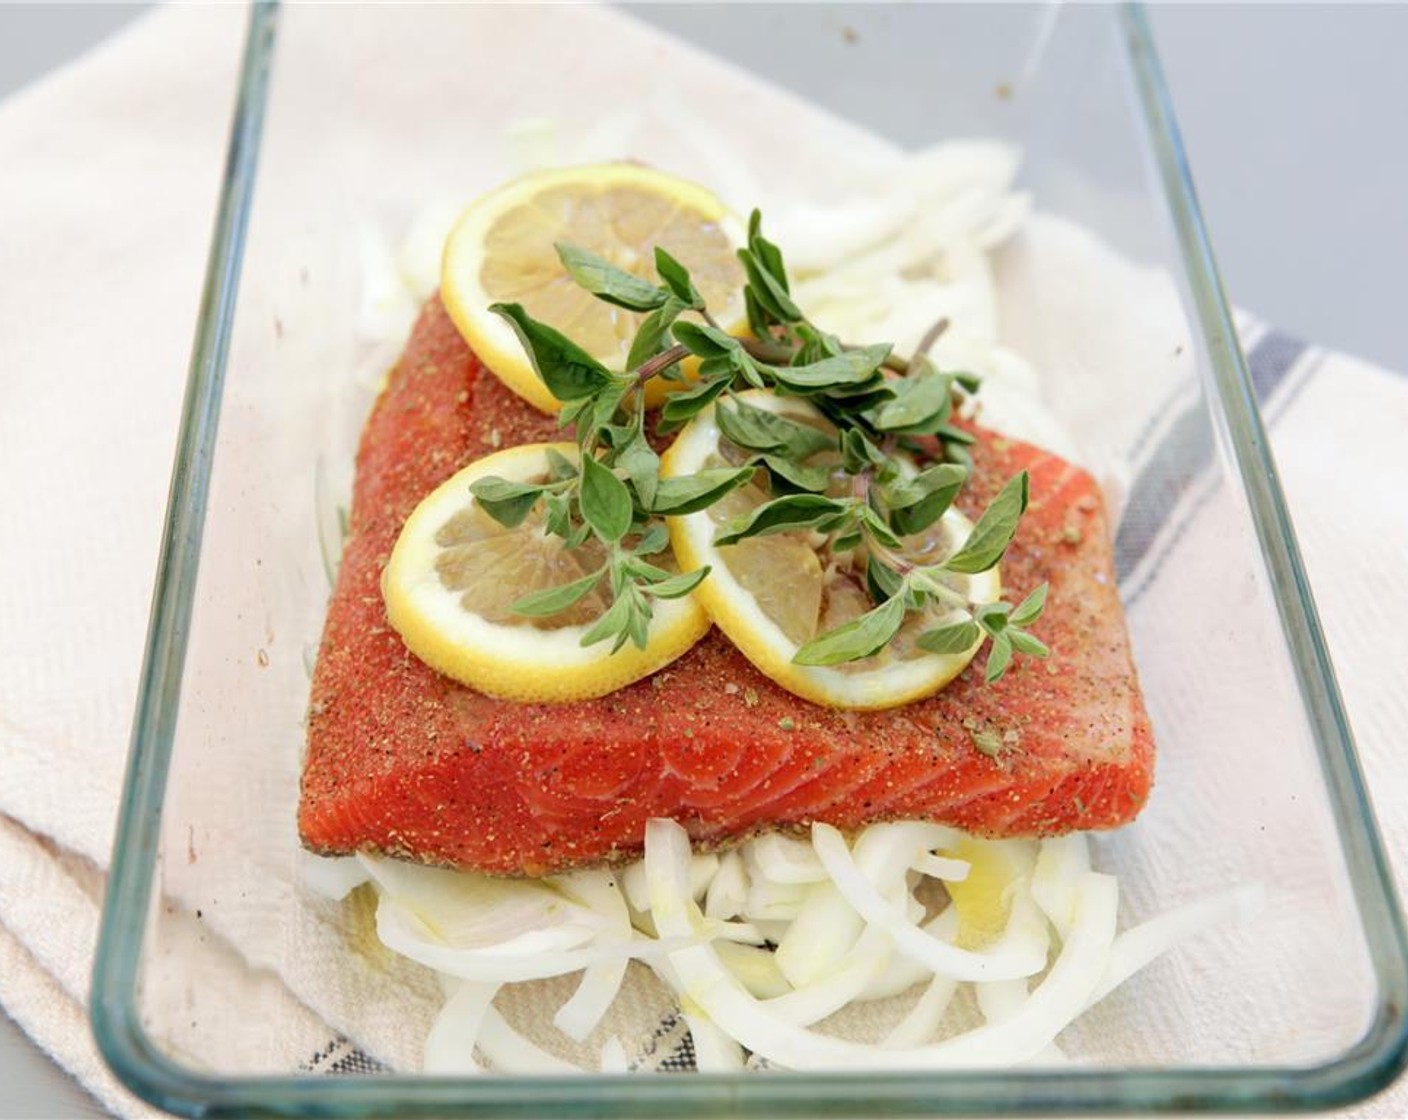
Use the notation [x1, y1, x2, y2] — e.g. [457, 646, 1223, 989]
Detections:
[859, 505, 903, 550]
[715, 494, 849, 546]
[866, 556, 904, 602]
[738, 246, 803, 323]
[872, 372, 953, 435]
[943, 471, 1029, 574]
[840, 428, 885, 474]
[660, 374, 731, 424]
[748, 212, 791, 294]
[646, 566, 710, 600]
[654, 247, 704, 310]
[743, 287, 773, 336]
[469, 476, 544, 528]
[544, 447, 578, 481]
[768, 344, 892, 394]
[634, 521, 670, 556]
[510, 568, 605, 618]
[975, 601, 1011, 631]
[1008, 629, 1050, 659]
[793, 593, 907, 666]
[1009, 582, 1048, 628]
[490, 303, 616, 402]
[716, 397, 836, 458]
[580, 455, 633, 542]
[887, 463, 968, 536]
[672, 319, 739, 359]
[616, 434, 661, 510]
[985, 632, 1014, 682]
[555, 243, 666, 312]
[916, 619, 981, 655]
[651, 466, 756, 515]
[761, 455, 832, 494]
[579, 589, 637, 650]
[627, 298, 684, 371]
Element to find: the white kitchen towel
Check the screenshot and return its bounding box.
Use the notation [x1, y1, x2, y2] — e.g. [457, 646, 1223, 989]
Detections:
[2, 4, 1407, 1119]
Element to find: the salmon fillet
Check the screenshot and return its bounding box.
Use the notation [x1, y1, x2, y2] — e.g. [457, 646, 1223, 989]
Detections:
[299, 298, 1154, 876]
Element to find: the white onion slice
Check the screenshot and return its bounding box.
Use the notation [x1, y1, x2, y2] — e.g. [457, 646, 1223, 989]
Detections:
[646, 820, 1118, 1069]
[681, 1007, 746, 1072]
[599, 1037, 629, 1073]
[423, 980, 498, 1074]
[476, 1007, 578, 1074]
[714, 942, 793, 999]
[1088, 882, 1266, 1007]
[549, 869, 632, 1042]
[1032, 836, 1091, 942]
[703, 850, 748, 921]
[297, 851, 367, 901]
[912, 853, 970, 882]
[764, 925, 893, 1026]
[810, 824, 1046, 982]
[746, 832, 828, 884]
[773, 881, 864, 989]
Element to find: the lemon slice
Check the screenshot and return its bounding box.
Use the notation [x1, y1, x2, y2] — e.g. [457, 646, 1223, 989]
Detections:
[383, 442, 710, 703]
[441, 163, 745, 414]
[661, 392, 1001, 710]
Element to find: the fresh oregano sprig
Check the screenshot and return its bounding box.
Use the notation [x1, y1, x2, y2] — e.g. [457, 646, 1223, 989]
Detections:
[470, 214, 1049, 682]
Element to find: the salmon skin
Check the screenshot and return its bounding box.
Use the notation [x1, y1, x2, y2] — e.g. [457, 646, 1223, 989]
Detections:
[299, 298, 1154, 877]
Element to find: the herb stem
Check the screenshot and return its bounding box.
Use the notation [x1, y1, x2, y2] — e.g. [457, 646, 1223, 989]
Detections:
[634, 344, 690, 382]
[910, 569, 972, 610]
[913, 316, 951, 360]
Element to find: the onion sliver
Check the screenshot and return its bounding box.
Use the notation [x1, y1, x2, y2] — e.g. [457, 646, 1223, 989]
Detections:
[377, 898, 690, 982]
[550, 869, 633, 1042]
[1087, 882, 1266, 1007]
[882, 970, 958, 1049]
[646, 820, 1121, 1070]
[423, 980, 498, 1074]
[476, 1007, 579, 1074]
[747, 833, 828, 884]
[1031, 834, 1090, 940]
[681, 1005, 746, 1071]
[810, 823, 1047, 982]
[774, 881, 865, 989]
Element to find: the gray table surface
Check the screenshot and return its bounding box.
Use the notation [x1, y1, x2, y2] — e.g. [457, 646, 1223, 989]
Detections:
[2, 4, 1405, 1117]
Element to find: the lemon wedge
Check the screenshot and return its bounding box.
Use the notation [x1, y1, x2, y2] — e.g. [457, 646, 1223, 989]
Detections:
[383, 442, 709, 703]
[441, 163, 745, 414]
[660, 392, 1001, 710]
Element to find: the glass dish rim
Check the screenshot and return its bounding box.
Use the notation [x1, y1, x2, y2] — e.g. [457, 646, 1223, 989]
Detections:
[90, 3, 1408, 1115]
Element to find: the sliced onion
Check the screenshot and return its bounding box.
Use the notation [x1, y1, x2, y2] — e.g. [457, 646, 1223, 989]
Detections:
[476, 1007, 579, 1074]
[1031, 834, 1090, 940]
[912, 853, 970, 882]
[703, 850, 748, 921]
[773, 881, 864, 989]
[548, 869, 632, 1042]
[1088, 882, 1266, 1007]
[647, 820, 1118, 1069]
[811, 823, 1047, 982]
[423, 980, 498, 1074]
[358, 853, 609, 952]
[296, 851, 367, 901]
[714, 942, 793, 999]
[746, 833, 827, 884]
[599, 1037, 629, 1073]
[681, 1005, 746, 1072]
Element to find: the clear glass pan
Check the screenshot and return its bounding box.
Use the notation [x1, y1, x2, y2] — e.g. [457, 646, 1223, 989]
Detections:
[92, 2, 1408, 1115]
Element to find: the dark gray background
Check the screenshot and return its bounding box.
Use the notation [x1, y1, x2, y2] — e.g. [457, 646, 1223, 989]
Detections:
[1, 3, 1404, 1116]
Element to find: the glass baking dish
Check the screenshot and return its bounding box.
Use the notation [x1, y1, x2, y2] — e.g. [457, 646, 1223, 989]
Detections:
[90, 2, 1408, 1115]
